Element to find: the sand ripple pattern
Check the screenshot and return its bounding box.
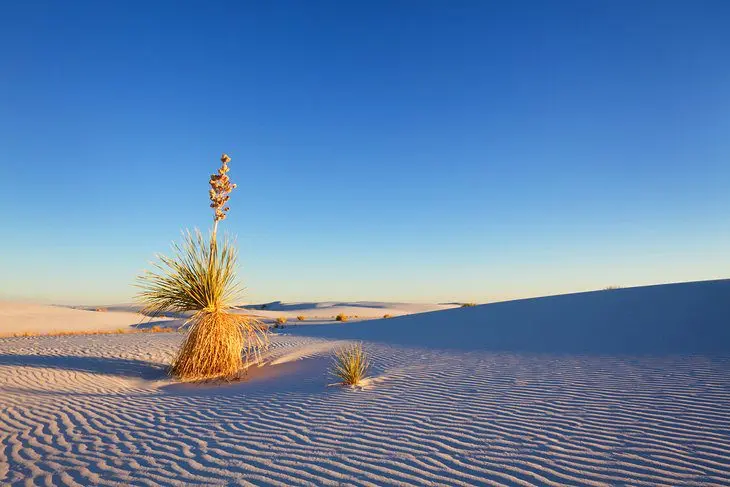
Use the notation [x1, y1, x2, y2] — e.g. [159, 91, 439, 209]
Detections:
[1, 334, 729, 486]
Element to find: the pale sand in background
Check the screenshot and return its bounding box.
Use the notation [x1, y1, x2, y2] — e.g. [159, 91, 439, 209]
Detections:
[0, 301, 459, 336]
[0, 302, 170, 335]
[1, 280, 729, 486]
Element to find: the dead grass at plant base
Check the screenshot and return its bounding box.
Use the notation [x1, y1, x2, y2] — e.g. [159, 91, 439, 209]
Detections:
[170, 310, 268, 381]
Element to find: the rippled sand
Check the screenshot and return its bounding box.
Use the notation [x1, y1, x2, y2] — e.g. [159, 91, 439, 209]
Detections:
[1, 280, 729, 486]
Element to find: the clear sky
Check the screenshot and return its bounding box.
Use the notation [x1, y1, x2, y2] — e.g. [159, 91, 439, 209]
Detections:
[1, 1, 729, 305]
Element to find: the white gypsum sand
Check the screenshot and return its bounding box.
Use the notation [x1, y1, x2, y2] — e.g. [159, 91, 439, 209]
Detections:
[0, 302, 178, 336]
[0, 280, 729, 486]
[0, 301, 455, 336]
[236, 301, 461, 324]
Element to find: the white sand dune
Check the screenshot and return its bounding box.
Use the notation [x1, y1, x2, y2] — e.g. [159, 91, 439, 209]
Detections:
[1, 280, 729, 486]
[0, 302, 175, 336]
[294, 279, 730, 354]
[0, 301, 458, 335]
[237, 301, 460, 323]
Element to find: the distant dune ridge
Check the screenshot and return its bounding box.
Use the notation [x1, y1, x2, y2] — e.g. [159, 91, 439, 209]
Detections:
[1, 279, 729, 485]
[297, 279, 730, 354]
[0, 301, 459, 336]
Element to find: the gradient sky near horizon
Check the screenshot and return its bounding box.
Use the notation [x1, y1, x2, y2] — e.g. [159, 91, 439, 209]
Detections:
[1, 1, 729, 305]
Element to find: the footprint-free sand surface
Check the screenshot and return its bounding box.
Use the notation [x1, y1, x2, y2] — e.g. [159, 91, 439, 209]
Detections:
[1, 280, 729, 486]
[0, 302, 168, 336]
[0, 301, 458, 337]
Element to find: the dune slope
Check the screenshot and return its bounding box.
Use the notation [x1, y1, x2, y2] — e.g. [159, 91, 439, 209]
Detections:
[295, 279, 730, 354]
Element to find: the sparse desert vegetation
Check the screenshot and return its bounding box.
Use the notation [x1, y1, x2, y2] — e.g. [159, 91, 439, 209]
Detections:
[461, 302, 477, 307]
[297, 315, 306, 321]
[274, 316, 288, 328]
[0, 326, 175, 339]
[383, 313, 392, 318]
[335, 313, 348, 322]
[136, 154, 268, 381]
[331, 343, 369, 386]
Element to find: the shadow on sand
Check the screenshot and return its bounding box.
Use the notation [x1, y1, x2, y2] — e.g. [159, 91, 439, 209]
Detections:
[131, 318, 185, 330]
[289, 280, 730, 355]
[0, 354, 169, 380]
[160, 355, 332, 396]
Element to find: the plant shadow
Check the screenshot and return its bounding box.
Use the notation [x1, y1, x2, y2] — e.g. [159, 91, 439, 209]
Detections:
[160, 356, 332, 396]
[0, 354, 169, 380]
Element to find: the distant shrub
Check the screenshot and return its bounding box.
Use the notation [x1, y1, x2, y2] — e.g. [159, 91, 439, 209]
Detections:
[272, 316, 288, 328]
[461, 302, 477, 307]
[383, 314, 392, 319]
[331, 343, 369, 386]
[335, 313, 348, 322]
[95, 307, 108, 312]
[297, 315, 306, 321]
[149, 325, 175, 333]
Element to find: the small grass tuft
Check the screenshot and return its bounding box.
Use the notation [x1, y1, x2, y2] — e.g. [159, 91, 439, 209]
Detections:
[274, 316, 287, 328]
[331, 343, 369, 386]
[335, 313, 348, 322]
[297, 315, 306, 321]
[461, 302, 477, 307]
[383, 314, 392, 319]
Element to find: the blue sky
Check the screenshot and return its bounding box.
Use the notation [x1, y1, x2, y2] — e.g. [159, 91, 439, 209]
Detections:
[1, 1, 729, 304]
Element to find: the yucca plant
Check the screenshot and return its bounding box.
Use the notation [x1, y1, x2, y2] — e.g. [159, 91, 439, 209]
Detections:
[331, 343, 370, 386]
[137, 154, 268, 381]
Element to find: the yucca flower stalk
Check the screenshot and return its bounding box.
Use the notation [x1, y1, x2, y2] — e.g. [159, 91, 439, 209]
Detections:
[137, 154, 268, 381]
